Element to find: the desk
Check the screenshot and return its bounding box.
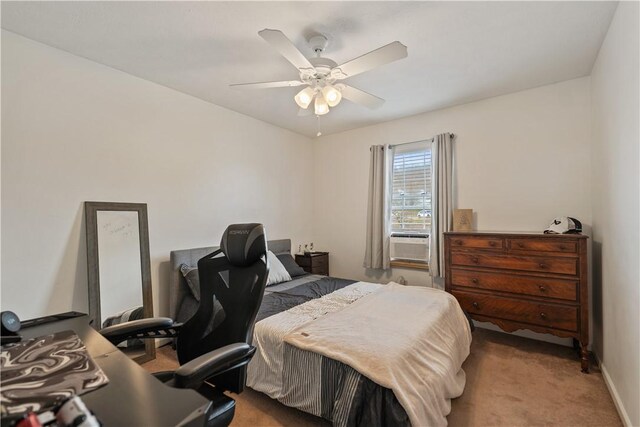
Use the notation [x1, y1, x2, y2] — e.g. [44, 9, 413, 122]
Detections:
[17, 315, 210, 426]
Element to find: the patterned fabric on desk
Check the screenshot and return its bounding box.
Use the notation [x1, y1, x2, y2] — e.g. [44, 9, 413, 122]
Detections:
[0, 330, 109, 416]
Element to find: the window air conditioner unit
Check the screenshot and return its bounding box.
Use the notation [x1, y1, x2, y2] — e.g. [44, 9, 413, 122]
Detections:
[390, 235, 429, 262]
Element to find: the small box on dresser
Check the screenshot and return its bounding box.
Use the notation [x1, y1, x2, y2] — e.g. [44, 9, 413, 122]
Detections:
[295, 252, 329, 276]
[444, 231, 590, 372]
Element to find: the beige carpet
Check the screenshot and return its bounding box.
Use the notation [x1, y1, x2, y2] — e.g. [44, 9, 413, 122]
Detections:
[142, 329, 621, 426]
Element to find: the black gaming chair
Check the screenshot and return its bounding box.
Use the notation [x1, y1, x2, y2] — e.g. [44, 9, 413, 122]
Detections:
[100, 223, 269, 427]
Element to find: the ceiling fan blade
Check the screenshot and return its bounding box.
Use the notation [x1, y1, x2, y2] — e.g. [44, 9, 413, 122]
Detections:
[334, 41, 407, 78]
[230, 80, 305, 89]
[258, 29, 314, 71]
[297, 107, 312, 117]
[340, 85, 385, 109]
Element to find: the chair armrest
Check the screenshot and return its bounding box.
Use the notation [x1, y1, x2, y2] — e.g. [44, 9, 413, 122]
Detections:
[100, 317, 180, 345]
[152, 371, 177, 384]
[173, 343, 256, 390]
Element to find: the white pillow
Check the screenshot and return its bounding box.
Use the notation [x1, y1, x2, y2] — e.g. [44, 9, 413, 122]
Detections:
[266, 250, 292, 286]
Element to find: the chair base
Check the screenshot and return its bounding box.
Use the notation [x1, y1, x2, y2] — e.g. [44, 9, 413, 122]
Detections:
[199, 383, 236, 427]
[153, 371, 235, 427]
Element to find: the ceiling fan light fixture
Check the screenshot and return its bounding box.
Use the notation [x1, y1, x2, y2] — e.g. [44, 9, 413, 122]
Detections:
[314, 94, 330, 115]
[294, 87, 315, 109]
[233, 29, 408, 121]
[322, 85, 342, 107]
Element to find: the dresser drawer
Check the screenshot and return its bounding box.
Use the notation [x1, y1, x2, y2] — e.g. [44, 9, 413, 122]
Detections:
[449, 236, 504, 250]
[451, 269, 578, 301]
[508, 238, 577, 254]
[310, 255, 328, 268]
[296, 256, 311, 267]
[310, 266, 329, 275]
[295, 253, 329, 276]
[451, 253, 577, 276]
[295, 255, 327, 267]
[453, 290, 578, 332]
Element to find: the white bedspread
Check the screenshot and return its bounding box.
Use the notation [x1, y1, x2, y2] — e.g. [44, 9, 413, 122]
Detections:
[247, 281, 382, 397]
[284, 283, 472, 427]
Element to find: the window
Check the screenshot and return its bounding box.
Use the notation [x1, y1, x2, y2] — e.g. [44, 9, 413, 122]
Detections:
[390, 141, 431, 235]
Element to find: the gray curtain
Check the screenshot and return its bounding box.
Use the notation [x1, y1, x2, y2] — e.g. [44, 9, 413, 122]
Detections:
[363, 145, 392, 269]
[429, 133, 454, 283]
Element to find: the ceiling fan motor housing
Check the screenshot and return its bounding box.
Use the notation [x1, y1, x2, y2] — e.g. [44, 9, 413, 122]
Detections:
[301, 57, 339, 86]
[309, 57, 337, 74]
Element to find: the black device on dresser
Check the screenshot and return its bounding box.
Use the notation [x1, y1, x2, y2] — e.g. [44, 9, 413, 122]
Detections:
[295, 252, 329, 276]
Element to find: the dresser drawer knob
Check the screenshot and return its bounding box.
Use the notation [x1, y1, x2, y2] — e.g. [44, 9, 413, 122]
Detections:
[489, 241, 496, 247]
[471, 278, 479, 284]
[518, 243, 525, 248]
[538, 263, 546, 269]
[472, 302, 479, 309]
[455, 240, 462, 245]
[538, 285, 546, 292]
[471, 257, 479, 264]
[540, 312, 547, 319]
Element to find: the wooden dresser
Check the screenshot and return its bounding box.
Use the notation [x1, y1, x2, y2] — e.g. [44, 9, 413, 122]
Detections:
[295, 252, 329, 276]
[444, 231, 589, 372]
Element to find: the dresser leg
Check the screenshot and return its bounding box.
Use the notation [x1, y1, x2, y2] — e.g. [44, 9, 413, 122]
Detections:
[580, 342, 589, 373]
[572, 338, 582, 358]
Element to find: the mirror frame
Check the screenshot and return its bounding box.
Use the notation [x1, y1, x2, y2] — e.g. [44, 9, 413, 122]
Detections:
[85, 201, 155, 363]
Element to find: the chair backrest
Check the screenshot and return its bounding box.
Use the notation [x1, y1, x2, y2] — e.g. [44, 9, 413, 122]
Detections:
[176, 223, 268, 393]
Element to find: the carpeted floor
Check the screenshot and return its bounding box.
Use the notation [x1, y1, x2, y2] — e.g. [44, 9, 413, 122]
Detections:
[142, 329, 621, 426]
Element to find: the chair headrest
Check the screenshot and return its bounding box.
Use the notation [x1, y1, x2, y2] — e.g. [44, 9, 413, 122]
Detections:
[220, 223, 267, 267]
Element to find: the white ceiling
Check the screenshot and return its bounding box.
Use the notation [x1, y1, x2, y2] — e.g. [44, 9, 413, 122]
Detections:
[1, 1, 617, 137]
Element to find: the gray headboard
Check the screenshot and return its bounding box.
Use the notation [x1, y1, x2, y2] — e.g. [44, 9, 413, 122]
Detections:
[168, 239, 291, 320]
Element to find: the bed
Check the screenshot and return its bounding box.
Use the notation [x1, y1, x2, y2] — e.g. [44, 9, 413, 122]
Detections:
[170, 239, 472, 427]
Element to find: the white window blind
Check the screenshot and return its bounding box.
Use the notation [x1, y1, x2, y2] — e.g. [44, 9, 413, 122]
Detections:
[390, 141, 431, 234]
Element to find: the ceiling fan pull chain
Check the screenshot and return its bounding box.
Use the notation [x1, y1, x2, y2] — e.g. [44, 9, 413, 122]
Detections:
[316, 115, 322, 137]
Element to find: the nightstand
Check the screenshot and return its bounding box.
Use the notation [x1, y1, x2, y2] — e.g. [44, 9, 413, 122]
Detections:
[295, 252, 329, 276]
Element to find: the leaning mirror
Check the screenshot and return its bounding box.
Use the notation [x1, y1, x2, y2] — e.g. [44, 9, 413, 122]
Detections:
[85, 201, 155, 363]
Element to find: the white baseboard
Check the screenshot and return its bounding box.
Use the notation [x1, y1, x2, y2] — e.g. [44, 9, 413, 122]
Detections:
[600, 360, 634, 427]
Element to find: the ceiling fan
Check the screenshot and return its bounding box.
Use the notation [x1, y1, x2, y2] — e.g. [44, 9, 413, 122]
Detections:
[231, 29, 408, 117]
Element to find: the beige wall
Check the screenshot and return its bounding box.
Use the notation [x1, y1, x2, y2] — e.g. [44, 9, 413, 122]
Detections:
[1, 31, 314, 320]
[590, 2, 640, 425]
[312, 77, 592, 286]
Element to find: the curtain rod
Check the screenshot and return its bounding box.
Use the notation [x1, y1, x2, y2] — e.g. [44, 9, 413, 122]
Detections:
[388, 133, 454, 149]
